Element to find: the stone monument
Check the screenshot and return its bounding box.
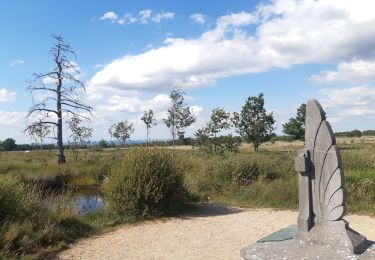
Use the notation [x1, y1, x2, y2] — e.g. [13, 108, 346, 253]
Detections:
[240, 99, 375, 259]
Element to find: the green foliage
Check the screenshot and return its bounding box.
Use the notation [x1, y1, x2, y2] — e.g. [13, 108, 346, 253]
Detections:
[0, 176, 90, 257]
[335, 130, 362, 138]
[206, 107, 231, 136]
[163, 88, 196, 147]
[282, 103, 306, 140]
[194, 107, 233, 154]
[68, 115, 93, 161]
[98, 139, 109, 148]
[109, 120, 135, 146]
[194, 134, 241, 155]
[104, 148, 187, 220]
[232, 93, 275, 151]
[0, 138, 17, 151]
[141, 109, 157, 145]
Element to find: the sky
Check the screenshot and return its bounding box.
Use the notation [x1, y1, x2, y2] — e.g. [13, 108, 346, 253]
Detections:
[0, 0, 375, 143]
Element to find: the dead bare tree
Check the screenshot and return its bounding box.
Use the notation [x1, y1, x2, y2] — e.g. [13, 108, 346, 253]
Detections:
[25, 35, 93, 164]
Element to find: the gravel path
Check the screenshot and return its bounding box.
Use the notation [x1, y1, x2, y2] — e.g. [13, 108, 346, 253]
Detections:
[58, 204, 375, 260]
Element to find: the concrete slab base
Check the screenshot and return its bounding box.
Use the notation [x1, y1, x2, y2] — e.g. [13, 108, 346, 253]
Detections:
[240, 238, 375, 260]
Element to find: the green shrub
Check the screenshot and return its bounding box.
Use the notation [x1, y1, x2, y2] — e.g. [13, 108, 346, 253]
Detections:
[104, 148, 187, 220]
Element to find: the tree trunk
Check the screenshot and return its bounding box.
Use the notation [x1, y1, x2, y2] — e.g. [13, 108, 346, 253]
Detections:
[56, 58, 65, 164]
[146, 127, 149, 148]
[172, 127, 175, 157]
[57, 108, 65, 163]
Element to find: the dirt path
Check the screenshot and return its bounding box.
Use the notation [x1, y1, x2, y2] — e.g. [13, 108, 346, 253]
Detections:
[58, 204, 375, 260]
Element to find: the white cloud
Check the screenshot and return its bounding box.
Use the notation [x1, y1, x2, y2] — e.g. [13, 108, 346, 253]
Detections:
[190, 105, 204, 117]
[152, 12, 175, 23]
[100, 11, 118, 20]
[10, 59, 25, 67]
[0, 111, 24, 126]
[311, 59, 375, 84]
[318, 86, 375, 122]
[139, 9, 152, 24]
[190, 13, 206, 25]
[319, 86, 375, 108]
[90, 0, 375, 93]
[99, 10, 175, 26]
[0, 88, 17, 102]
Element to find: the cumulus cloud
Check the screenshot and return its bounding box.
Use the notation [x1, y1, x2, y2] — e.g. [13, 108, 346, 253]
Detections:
[190, 13, 206, 25]
[90, 0, 375, 94]
[0, 88, 17, 102]
[311, 59, 375, 84]
[100, 11, 118, 21]
[99, 10, 175, 26]
[319, 86, 375, 121]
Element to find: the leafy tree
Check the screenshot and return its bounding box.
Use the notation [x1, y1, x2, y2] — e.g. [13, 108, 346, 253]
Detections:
[25, 35, 93, 164]
[67, 115, 93, 161]
[98, 139, 109, 148]
[207, 107, 231, 153]
[141, 109, 157, 147]
[232, 93, 275, 151]
[282, 103, 306, 140]
[163, 88, 196, 151]
[207, 107, 231, 137]
[0, 138, 17, 151]
[194, 107, 231, 154]
[109, 120, 135, 146]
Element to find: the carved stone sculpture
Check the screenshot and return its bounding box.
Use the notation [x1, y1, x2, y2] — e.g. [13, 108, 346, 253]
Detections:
[295, 99, 367, 253]
[240, 99, 374, 259]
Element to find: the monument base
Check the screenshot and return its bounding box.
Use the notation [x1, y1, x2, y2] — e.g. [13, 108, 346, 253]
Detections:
[240, 237, 375, 260]
[297, 219, 368, 254]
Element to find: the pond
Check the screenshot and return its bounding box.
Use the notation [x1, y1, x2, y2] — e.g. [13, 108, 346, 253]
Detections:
[48, 188, 105, 215]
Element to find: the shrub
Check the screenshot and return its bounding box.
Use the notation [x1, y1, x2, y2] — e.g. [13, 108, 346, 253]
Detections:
[104, 148, 187, 220]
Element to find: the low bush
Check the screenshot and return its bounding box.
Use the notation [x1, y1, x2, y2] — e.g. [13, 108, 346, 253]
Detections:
[104, 148, 187, 220]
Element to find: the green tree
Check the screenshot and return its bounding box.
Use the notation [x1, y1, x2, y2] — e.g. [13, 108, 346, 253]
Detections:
[25, 35, 93, 164]
[232, 93, 275, 151]
[207, 107, 231, 137]
[67, 115, 93, 161]
[98, 139, 109, 148]
[163, 88, 196, 151]
[109, 120, 135, 146]
[282, 103, 306, 140]
[141, 109, 157, 147]
[195, 107, 231, 154]
[0, 138, 17, 151]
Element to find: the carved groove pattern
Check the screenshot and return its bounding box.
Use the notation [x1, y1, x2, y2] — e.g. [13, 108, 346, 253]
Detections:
[305, 100, 345, 221]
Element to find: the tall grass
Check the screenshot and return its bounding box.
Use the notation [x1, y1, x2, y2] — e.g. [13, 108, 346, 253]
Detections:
[0, 175, 90, 258]
[179, 142, 375, 215]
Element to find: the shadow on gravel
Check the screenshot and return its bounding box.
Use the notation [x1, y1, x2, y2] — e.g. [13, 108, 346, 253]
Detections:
[179, 203, 245, 219]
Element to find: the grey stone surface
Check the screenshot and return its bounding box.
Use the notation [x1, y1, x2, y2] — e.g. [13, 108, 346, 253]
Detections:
[295, 149, 313, 232]
[305, 100, 345, 221]
[240, 238, 375, 260]
[241, 99, 371, 259]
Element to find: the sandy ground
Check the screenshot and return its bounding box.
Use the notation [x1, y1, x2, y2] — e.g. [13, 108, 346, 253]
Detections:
[58, 204, 375, 260]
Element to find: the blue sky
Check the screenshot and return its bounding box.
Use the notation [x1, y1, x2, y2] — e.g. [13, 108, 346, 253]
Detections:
[1, 0, 375, 143]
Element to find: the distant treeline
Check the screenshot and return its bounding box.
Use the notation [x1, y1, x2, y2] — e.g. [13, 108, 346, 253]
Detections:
[1, 129, 374, 152]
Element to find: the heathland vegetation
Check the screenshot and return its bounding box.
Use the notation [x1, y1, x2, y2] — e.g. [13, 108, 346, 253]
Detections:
[1, 35, 374, 258]
[1, 137, 374, 258]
